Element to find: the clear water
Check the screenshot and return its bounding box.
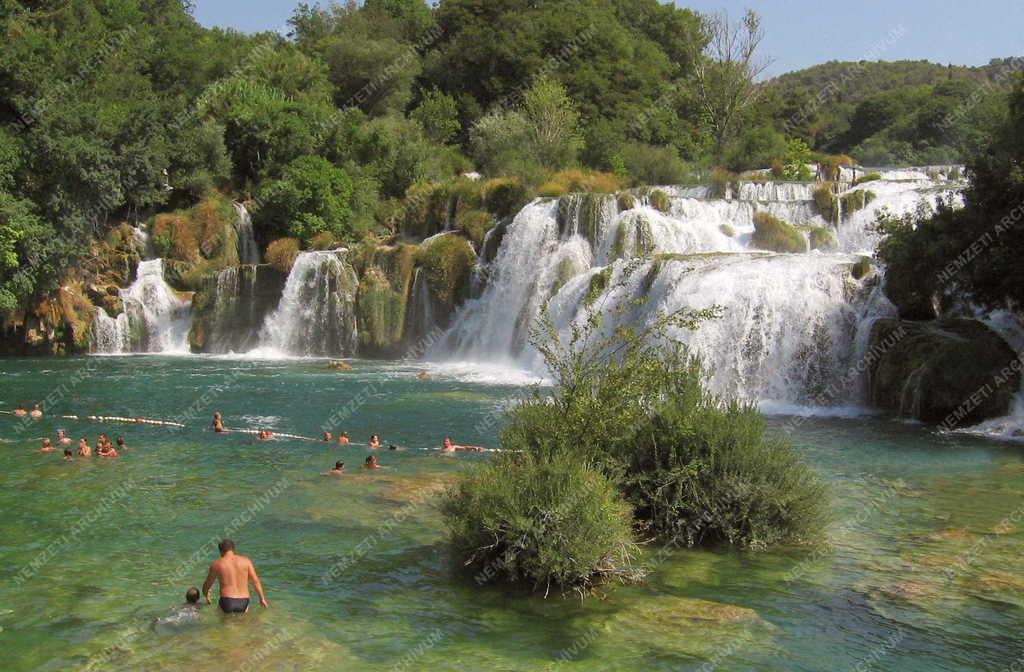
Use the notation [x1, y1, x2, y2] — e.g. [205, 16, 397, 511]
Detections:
[1, 356, 1022, 672]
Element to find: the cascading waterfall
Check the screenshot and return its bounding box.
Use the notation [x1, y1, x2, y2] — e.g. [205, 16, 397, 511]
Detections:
[406, 267, 438, 344]
[92, 259, 191, 353]
[434, 169, 963, 409]
[257, 251, 359, 356]
[233, 203, 261, 265]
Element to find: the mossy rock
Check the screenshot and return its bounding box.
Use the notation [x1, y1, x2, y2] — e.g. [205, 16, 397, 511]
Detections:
[551, 257, 581, 297]
[751, 212, 807, 253]
[612, 215, 654, 259]
[584, 267, 613, 308]
[617, 192, 637, 211]
[356, 267, 408, 354]
[840, 189, 876, 215]
[868, 319, 1021, 425]
[808, 226, 837, 251]
[854, 172, 882, 186]
[556, 193, 612, 251]
[265, 238, 300, 274]
[719, 224, 735, 238]
[649, 189, 671, 213]
[481, 219, 508, 264]
[454, 208, 493, 249]
[813, 184, 837, 222]
[415, 234, 476, 320]
[851, 256, 872, 280]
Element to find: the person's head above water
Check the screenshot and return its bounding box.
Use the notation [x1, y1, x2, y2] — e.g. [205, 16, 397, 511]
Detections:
[218, 539, 235, 556]
[116, 436, 125, 447]
[334, 461, 344, 470]
[443, 437, 453, 448]
[186, 586, 200, 604]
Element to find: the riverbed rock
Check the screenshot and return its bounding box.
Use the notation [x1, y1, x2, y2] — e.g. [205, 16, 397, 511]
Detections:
[867, 318, 1021, 425]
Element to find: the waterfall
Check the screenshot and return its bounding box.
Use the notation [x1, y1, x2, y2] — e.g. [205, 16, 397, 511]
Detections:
[257, 251, 358, 356]
[233, 203, 261, 265]
[406, 267, 437, 344]
[433, 169, 962, 408]
[92, 259, 191, 353]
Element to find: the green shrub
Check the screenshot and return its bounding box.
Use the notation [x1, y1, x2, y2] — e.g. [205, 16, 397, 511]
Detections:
[309, 231, 339, 250]
[441, 454, 641, 595]
[751, 212, 806, 253]
[619, 142, 690, 185]
[851, 256, 872, 279]
[854, 172, 882, 186]
[707, 167, 734, 198]
[265, 238, 300, 274]
[809, 226, 837, 251]
[482, 177, 528, 219]
[648, 189, 671, 213]
[455, 209, 493, 248]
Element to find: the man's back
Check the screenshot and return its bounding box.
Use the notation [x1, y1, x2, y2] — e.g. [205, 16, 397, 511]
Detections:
[213, 553, 252, 598]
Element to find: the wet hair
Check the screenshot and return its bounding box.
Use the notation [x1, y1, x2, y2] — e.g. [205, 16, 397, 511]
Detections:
[63, 448, 72, 457]
[116, 436, 125, 446]
[335, 461, 344, 470]
[340, 431, 348, 437]
[365, 455, 375, 465]
[186, 587, 200, 604]
[388, 444, 398, 450]
[218, 539, 235, 555]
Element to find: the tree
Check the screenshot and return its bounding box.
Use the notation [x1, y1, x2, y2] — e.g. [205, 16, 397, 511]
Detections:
[257, 156, 357, 244]
[689, 9, 772, 161]
[412, 88, 461, 144]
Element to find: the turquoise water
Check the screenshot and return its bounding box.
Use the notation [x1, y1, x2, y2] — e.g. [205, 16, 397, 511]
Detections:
[1, 356, 1022, 671]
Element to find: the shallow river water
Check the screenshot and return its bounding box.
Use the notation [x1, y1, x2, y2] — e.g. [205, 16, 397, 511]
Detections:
[0, 356, 1021, 671]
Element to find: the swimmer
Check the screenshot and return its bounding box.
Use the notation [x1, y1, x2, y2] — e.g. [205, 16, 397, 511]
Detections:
[56, 429, 72, 446]
[257, 430, 273, 441]
[77, 438, 92, 457]
[337, 432, 350, 445]
[441, 437, 484, 452]
[388, 443, 400, 451]
[40, 438, 56, 453]
[116, 436, 126, 451]
[323, 461, 345, 476]
[29, 404, 42, 419]
[368, 434, 381, 449]
[13, 404, 26, 417]
[202, 539, 268, 613]
[212, 412, 225, 433]
[62, 448, 73, 462]
[183, 587, 202, 611]
[322, 432, 333, 442]
[98, 442, 118, 458]
[364, 455, 380, 469]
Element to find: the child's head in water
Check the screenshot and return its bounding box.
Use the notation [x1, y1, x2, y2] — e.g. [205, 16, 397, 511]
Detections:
[186, 587, 200, 604]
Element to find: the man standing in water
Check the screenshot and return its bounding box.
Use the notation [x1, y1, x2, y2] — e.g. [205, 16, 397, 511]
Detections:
[202, 539, 269, 614]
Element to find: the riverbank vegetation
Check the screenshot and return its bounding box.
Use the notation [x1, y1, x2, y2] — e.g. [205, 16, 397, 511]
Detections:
[0, 0, 1020, 351]
[442, 270, 827, 594]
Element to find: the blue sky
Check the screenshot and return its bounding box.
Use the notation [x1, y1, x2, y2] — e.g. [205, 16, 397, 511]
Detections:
[193, 0, 1023, 77]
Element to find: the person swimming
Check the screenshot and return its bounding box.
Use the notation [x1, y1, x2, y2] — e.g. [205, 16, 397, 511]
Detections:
[388, 443, 400, 451]
[56, 429, 72, 446]
[322, 432, 333, 442]
[62, 448, 73, 461]
[77, 438, 92, 457]
[98, 442, 118, 458]
[29, 404, 42, 419]
[116, 436, 126, 451]
[337, 432, 350, 445]
[13, 405, 26, 417]
[364, 455, 380, 469]
[324, 461, 345, 476]
[441, 437, 484, 452]
[40, 438, 56, 453]
[368, 434, 381, 449]
[256, 429, 273, 441]
[212, 412, 225, 433]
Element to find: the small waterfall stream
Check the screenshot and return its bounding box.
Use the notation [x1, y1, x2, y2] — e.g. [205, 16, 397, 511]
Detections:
[257, 251, 359, 356]
[92, 259, 191, 353]
[233, 203, 261, 266]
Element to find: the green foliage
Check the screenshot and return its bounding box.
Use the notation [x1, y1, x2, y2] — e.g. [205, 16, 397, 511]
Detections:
[813, 185, 837, 222]
[707, 167, 736, 199]
[482, 177, 529, 219]
[854, 172, 882, 186]
[619, 143, 690, 186]
[258, 156, 359, 245]
[584, 267, 612, 307]
[412, 88, 462, 144]
[441, 453, 641, 595]
[751, 212, 806, 253]
[782, 138, 813, 180]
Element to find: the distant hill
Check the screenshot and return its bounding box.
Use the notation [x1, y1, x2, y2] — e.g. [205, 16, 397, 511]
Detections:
[762, 58, 1023, 164]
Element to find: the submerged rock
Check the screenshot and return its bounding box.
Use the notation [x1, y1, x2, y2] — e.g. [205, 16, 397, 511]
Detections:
[867, 319, 1021, 425]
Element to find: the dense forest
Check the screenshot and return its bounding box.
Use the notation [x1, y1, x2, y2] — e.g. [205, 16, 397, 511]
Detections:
[0, 0, 1020, 349]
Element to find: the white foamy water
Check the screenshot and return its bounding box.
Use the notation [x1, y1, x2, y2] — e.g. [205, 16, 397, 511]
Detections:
[92, 259, 191, 354]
